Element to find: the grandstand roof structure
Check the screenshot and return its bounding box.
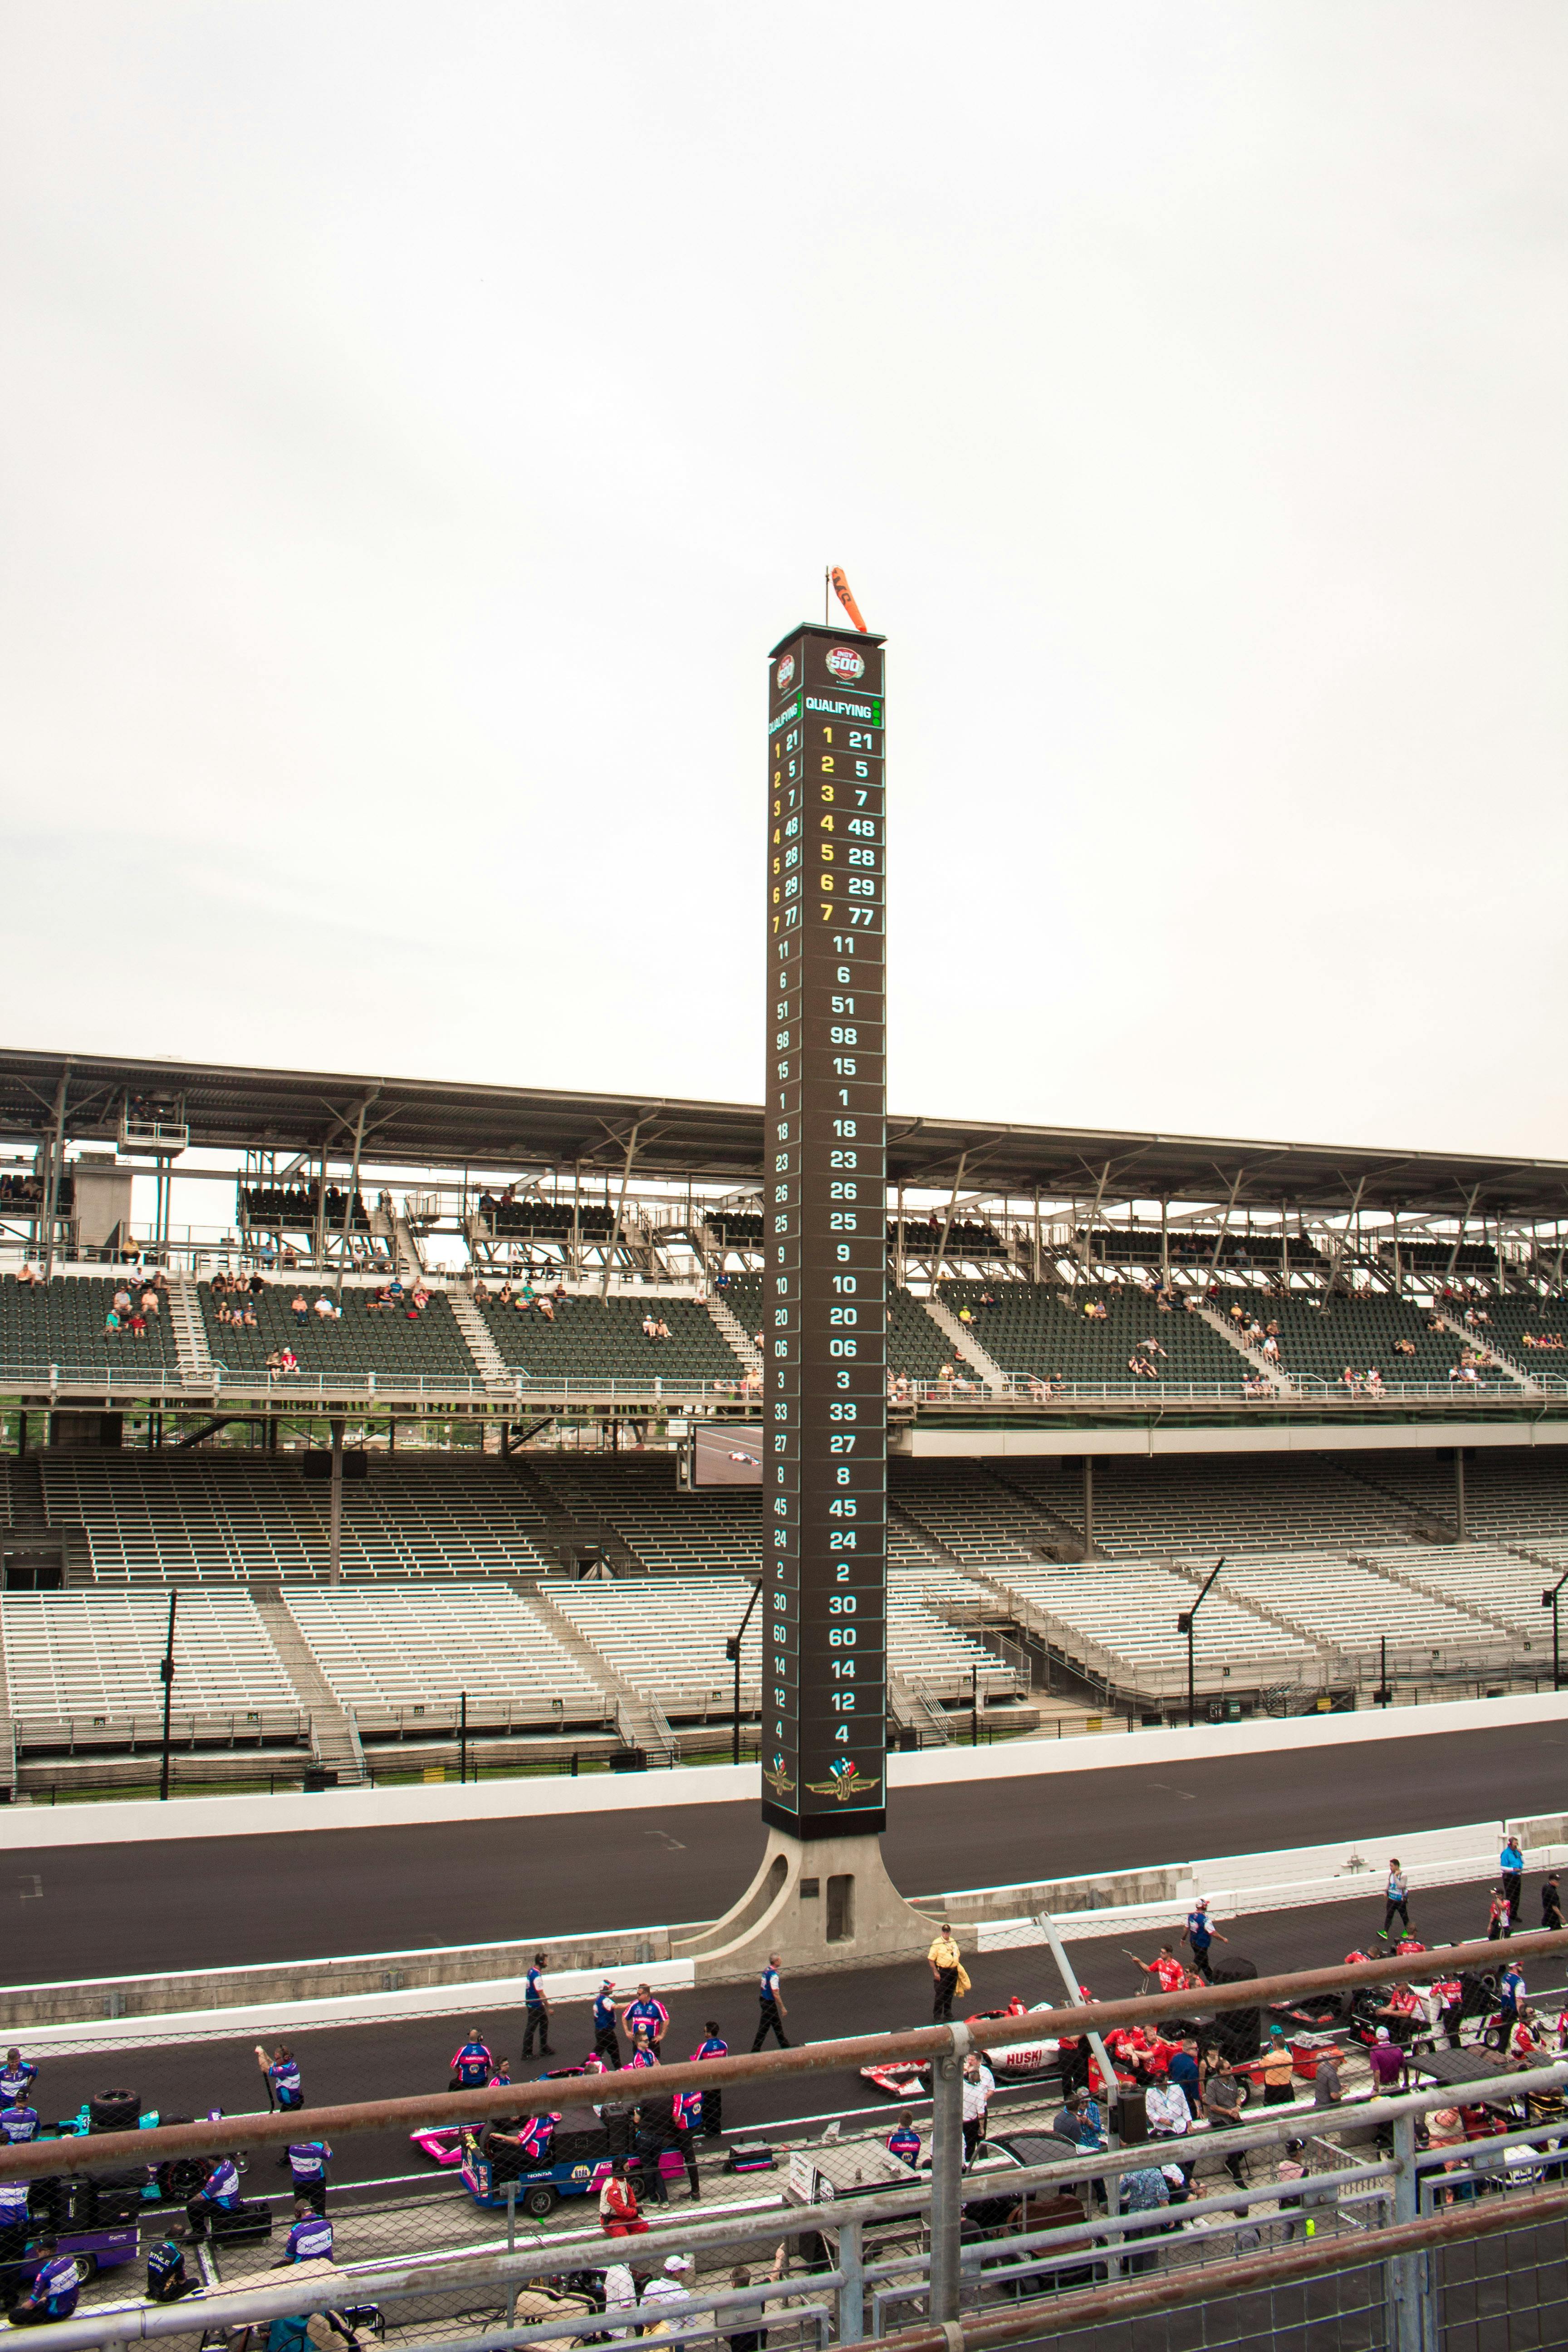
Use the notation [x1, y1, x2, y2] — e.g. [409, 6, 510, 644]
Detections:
[4, 1044, 1568, 1216]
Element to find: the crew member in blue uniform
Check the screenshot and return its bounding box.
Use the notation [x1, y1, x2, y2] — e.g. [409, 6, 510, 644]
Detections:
[0, 2060, 35, 2112]
[6, 2239, 78, 2327]
[449, 2029, 494, 2089]
[592, 1980, 622, 2068]
[184, 2153, 243, 2242]
[283, 2139, 332, 2215]
[256, 2044, 304, 2110]
[275, 2198, 333, 2266]
[522, 1954, 554, 2060]
[751, 1957, 789, 2051]
[691, 2023, 728, 2139]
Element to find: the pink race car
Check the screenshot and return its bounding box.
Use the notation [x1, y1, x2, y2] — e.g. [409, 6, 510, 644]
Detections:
[860, 2001, 1060, 2098]
[411, 2063, 596, 2165]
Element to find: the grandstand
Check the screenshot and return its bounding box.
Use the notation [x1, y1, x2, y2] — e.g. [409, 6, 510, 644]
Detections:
[3, 1046, 1568, 1787]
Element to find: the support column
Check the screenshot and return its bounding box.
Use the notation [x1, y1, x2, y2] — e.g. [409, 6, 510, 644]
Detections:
[927, 2021, 969, 2323]
[329, 1418, 344, 1586]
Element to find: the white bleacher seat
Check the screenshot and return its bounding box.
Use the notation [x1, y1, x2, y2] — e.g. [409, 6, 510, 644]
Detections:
[282, 1583, 605, 1729]
[0, 1592, 299, 1738]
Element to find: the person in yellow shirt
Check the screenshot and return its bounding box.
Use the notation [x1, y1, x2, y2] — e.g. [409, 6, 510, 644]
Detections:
[927, 1925, 970, 2022]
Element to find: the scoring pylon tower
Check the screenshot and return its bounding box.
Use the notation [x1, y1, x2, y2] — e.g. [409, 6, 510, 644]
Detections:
[681, 615, 934, 1979]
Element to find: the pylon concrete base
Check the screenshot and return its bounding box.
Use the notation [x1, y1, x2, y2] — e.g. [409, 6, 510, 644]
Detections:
[676, 1827, 938, 1983]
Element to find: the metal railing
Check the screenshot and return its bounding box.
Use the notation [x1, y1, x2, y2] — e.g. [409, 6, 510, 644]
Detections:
[14, 1706, 309, 1752]
[1, 1937, 1567, 2351]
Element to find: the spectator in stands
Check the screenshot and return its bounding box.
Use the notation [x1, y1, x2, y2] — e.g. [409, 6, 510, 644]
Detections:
[291, 1293, 309, 1323]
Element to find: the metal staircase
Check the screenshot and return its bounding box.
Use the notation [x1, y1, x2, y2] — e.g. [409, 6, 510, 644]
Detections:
[1191, 1299, 1294, 1395]
[706, 1295, 760, 1374]
[165, 1276, 214, 1386]
[1426, 1306, 1535, 1393]
[448, 1285, 512, 1387]
[921, 1296, 1007, 1392]
[250, 1588, 366, 1785]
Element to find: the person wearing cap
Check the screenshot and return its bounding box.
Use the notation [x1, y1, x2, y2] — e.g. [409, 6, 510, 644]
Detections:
[1259, 2030, 1296, 2107]
[1182, 1899, 1228, 1985]
[927, 1924, 966, 2023]
[0, 2056, 35, 2110]
[593, 1980, 623, 2068]
[275, 2195, 333, 2267]
[1368, 2027, 1405, 2092]
[5, 2236, 79, 2326]
[642, 2254, 695, 2313]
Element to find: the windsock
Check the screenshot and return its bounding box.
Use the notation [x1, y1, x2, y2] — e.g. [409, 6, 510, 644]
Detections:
[830, 566, 869, 633]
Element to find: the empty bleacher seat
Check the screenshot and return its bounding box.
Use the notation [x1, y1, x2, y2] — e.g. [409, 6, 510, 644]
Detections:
[0, 1275, 180, 1373]
[281, 1584, 608, 1730]
[0, 1591, 299, 1736]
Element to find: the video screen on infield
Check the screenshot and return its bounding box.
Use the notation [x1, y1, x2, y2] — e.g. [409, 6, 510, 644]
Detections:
[693, 1423, 763, 1485]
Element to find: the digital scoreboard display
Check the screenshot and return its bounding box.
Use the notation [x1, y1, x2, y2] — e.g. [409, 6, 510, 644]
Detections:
[763, 623, 887, 1837]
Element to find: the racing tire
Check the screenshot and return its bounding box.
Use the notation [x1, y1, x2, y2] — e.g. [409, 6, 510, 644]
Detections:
[522, 2187, 557, 2219]
[89, 2092, 141, 2135]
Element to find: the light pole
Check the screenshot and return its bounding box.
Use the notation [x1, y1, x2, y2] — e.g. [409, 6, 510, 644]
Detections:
[1177, 1558, 1225, 1730]
[1543, 1571, 1568, 1691]
[158, 1589, 177, 1802]
[727, 1578, 763, 1766]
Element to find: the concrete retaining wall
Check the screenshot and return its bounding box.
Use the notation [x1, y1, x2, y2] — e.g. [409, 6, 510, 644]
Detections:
[5, 1689, 1563, 1851]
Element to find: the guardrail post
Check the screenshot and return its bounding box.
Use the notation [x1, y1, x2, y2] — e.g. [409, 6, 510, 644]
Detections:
[928, 2020, 969, 2323]
[1389, 2110, 1428, 2352]
[836, 2214, 863, 2342]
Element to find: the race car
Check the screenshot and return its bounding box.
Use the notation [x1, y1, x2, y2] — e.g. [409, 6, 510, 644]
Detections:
[411, 2064, 594, 2166]
[860, 2001, 1061, 2098]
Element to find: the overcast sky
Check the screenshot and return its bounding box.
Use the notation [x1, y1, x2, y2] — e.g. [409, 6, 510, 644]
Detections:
[2, 5, 1564, 1163]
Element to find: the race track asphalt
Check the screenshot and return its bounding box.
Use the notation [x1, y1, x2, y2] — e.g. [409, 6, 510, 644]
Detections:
[4, 1715, 1563, 1981]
